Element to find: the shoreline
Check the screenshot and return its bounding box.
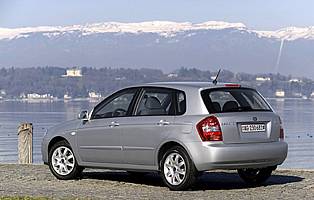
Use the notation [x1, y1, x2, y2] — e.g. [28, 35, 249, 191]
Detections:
[0, 97, 313, 102]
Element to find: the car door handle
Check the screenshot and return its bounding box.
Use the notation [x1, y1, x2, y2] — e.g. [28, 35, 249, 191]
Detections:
[157, 120, 170, 126]
[109, 121, 120, 127]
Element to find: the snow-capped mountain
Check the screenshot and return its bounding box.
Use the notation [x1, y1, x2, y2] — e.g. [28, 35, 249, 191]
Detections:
[0, 21, 247, 40]
[0, 21, 313, 77]
[258, 26, 314, 41]
[1, 21, 314, 41]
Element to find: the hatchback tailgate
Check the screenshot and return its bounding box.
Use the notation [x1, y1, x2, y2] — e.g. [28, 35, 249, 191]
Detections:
[216, 112, 281, 144]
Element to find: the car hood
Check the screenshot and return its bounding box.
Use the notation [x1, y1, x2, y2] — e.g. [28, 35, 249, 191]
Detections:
[47, 119, 81, 137]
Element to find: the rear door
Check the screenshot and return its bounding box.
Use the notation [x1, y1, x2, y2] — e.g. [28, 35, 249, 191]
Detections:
[121, 87, 179, 166]
[201, 87, 281, 144]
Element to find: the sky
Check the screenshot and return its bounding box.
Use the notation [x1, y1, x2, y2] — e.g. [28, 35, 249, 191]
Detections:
[0, 0, 313, 30]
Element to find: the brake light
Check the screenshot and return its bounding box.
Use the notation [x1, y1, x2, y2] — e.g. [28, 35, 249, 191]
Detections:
[224, 84, 241, 87]
[279, 117, 284, 140]
[196, 116, 222, 141]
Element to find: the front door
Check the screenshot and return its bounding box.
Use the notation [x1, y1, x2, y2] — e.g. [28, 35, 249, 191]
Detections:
[76, 118, 122, 164]
[76, 88, 139, 164]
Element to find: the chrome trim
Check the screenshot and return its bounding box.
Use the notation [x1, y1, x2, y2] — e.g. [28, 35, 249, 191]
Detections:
[123, 146, 155, 151]
[80, 146, 123, 150]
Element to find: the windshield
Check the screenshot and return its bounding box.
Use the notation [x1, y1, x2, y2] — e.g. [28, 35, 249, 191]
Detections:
[201, 88, 272, 113]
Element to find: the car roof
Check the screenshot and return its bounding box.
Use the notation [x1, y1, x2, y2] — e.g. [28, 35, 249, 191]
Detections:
[133, 82, 243, 91]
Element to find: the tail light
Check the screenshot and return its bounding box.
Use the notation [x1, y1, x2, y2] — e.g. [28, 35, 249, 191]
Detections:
[279, 117, 284, 140]
[196, 116, 222, 141]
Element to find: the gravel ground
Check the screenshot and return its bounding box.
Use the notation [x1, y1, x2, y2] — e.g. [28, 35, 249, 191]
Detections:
[0, 164, 313, 199]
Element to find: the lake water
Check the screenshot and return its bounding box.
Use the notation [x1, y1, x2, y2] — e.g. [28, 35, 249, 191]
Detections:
[0, 99, 313, 169]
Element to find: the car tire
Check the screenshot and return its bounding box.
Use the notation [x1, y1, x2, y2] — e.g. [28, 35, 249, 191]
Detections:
[48, 140, 83, 180]
[160, 146, 197, 190]
[238, 167, 273, 185]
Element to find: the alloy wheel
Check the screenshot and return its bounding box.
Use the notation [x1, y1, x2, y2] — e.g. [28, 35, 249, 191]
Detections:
[163, 152, 186, 185]
[51, 146, 75, 176]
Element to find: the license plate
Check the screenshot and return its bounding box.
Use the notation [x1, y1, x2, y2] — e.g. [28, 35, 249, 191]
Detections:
[241, 124, 266, 133]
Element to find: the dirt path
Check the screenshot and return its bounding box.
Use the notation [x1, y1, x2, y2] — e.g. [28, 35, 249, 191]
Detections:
[0, 164, 312, 199]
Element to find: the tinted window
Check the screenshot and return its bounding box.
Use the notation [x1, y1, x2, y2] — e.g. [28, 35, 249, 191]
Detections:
[201, 88, 271, 113]
[92, 89, 137, 119]
[136, 88, 175, 116]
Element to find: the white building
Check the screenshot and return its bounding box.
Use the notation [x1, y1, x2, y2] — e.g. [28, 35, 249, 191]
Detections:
[114, 76, 126, 81]
[89, 91, 102, 99]
[0, 89, 6, 96]
[27, 93, 54, 99]
[289, 78, 302, 83]
[167, 73, 178, 78]
[210, 76, 216, 80]
[256, 77, 271, 81]
[291, 92, 302, 98]
[62, 68, 82, 77]
[0, 89, 6, 99]
[275, 90, 285, 98]
[64, 93, 72, 100]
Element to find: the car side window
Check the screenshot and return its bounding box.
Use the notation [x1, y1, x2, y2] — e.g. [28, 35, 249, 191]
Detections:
[92, 89, 137, 119]
[136, 88, 175, 116]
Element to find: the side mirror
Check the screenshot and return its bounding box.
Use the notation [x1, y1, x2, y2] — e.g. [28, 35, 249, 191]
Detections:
[78, 110, 88, 120]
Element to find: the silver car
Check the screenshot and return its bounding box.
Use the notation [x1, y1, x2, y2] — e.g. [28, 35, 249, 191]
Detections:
[42, 82, 288, 190]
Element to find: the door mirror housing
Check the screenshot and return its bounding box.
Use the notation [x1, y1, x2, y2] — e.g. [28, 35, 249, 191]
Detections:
[78, 110, 89, 120]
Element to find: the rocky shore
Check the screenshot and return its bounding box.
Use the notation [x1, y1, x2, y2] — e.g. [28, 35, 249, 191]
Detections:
[0, 164, 312, 199]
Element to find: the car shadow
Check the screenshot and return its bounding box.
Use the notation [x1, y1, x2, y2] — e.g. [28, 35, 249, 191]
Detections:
[192, 171, 304, 190]
[81, 170, 304, 191]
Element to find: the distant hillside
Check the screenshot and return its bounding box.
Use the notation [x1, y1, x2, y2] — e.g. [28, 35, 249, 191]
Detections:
[0, 67, 312, 99]
[0, 21, 314, 77]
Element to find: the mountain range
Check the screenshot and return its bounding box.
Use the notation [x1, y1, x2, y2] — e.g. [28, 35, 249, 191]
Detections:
[0, 21, 313, 77]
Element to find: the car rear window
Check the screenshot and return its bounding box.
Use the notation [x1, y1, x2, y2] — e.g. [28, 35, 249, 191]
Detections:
[201, 88, 272, 113]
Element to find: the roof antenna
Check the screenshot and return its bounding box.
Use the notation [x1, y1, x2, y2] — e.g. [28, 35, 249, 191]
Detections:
[212, 69, 221, 85]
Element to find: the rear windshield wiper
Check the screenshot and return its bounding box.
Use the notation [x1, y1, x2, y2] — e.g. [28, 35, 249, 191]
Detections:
[237, 106, 253, 111]
[237, 107, 271, 112]
[223, 106, 252, 112]
[223, 106, 270, 113]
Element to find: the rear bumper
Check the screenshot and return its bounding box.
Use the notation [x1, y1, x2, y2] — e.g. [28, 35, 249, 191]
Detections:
[186, 141, 288, 171]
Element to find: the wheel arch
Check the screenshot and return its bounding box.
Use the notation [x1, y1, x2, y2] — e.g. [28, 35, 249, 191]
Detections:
[156, 140, 194, 170]
[48, 136, 69, 154]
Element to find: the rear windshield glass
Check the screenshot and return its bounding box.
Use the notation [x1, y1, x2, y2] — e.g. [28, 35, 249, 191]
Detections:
[201, 88, 272, 113]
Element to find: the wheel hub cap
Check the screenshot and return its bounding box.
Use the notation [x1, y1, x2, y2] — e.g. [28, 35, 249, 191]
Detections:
[164, 152, 186, 186]
[51, 146, 75, 176]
